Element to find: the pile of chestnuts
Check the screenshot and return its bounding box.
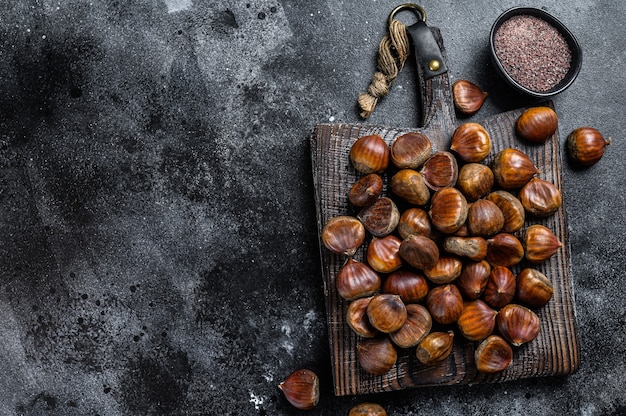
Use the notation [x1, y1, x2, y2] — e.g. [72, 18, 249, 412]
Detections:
[320, 104, 579, 376]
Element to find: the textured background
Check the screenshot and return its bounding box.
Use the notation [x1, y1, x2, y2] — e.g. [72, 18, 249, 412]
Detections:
[0, 1, 624, 415]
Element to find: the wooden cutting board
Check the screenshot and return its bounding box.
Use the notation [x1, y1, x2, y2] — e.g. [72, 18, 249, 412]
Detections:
[310, 25, 580, 396]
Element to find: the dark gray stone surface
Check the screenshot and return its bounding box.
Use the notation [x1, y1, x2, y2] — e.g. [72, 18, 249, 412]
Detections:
[0, 1, 624, 415]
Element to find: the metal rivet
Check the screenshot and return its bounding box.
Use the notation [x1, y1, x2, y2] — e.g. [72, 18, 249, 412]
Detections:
[428, 59, 441, 71]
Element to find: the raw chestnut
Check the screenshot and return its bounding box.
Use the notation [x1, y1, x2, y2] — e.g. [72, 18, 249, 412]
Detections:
[389, 303, 432, 348]
[524, 224, 561, 263]
[397, 207, 439, 240]
[390, 131, 432, 169]
[423, 256, 463, 284]
[367, 235, 402, 274]
[367, 294, 407, 333]
[486, 233, 524, 267]
[566, 127, 611, 167]
[518, 177, 562, 217]
[475, 335, 513, 373]
[443, 236, 487, 261]
[515, 106, 558, 144]
[426, 284, 463, 324]
[452, 79, 488, 115]
[456, 260, 491, 300]
[391, 169, 430, 206]
[516, 268, 554, 308]
[457, 299, 498, 341]
[429, 187, 468, 234]
[278, 369, 320, 410]
[358, 197, 400, 237]
[497, 303, 541, 346]
[421, 151, 458, 190]
[456, 163, 494, 201]
[346, 297, 378, 338]
[492, 148, 539, 189]
[349, 173, 384, 207]
[466, 199, 504, 237]
[399, 234, 440, 270]
[350, 134, 389, 174]
[321, 215, 365, 256]
[336, 258, 381, 301]
[416, 330, 455, 366]
[382, 269, 429, 304]
[483, 266, 516, 309]
[357, 336, 397, 375]
[450, 122, 491, 162]
[486, 190, 525, 233]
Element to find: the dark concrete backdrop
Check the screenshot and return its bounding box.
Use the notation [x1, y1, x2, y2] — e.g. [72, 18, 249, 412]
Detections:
[0, 1, 624, 415]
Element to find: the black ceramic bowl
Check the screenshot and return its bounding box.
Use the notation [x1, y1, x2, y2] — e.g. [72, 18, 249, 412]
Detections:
[489, 7, 582, 98]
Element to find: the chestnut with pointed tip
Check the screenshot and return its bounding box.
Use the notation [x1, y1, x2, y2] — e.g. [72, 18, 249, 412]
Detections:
[336, 258, 381, 301]
[492, 148, 539, 189]
[475, 335, 513, 373]
[452, 80, 488, 115]
[416, 330, 455, 366]
[518, 177, 562, 217]
[524, 224, 562, 263]
[278, 369, 320, 410]
[450, 122, 491, 162]
[497, 303, 541, 346]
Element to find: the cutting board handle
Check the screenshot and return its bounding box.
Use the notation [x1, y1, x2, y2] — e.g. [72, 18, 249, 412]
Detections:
[404, 20, 458, 144]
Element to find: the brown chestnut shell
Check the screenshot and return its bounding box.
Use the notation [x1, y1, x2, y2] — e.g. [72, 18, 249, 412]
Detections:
[515, 106, 558, 144]
[367, 294, 407, 333]
[457, 299, 498, 341]
[497, 303, 541, 346]
[426, 284, 463, 325]
[390, 131, 432, 169]
[566, 127, 611, 167]
[349, 173, 384, 207]
[358, 197, 400, 238]
[516, 268, 554, 308]
[429, 187, 468, 234]
[357, 336, 397, 375]
[450, 122, 491, 163]
[483, 265, 516, 309]
[336, 258, 381, 301]
[321, 215, 366, 257]
[416, 330, 455, 366]
[367, 235, 403, 274]
[475, 335, 513, 373]
[382, 269, 429, 304]
[350, 134, 390, 174]
[389, 303, 433, 348]
[518, 177, 562, 217]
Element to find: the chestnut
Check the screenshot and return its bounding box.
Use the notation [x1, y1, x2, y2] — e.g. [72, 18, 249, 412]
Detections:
[566, 127, 611, 167]
[515, 106, 558, 144]
[350, 134, 389, 174]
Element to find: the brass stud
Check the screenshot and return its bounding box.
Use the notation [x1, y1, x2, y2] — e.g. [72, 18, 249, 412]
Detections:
[429, 59, 441, 71]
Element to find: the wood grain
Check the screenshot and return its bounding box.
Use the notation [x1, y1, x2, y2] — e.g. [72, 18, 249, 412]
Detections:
[311, 109, 581, 396]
